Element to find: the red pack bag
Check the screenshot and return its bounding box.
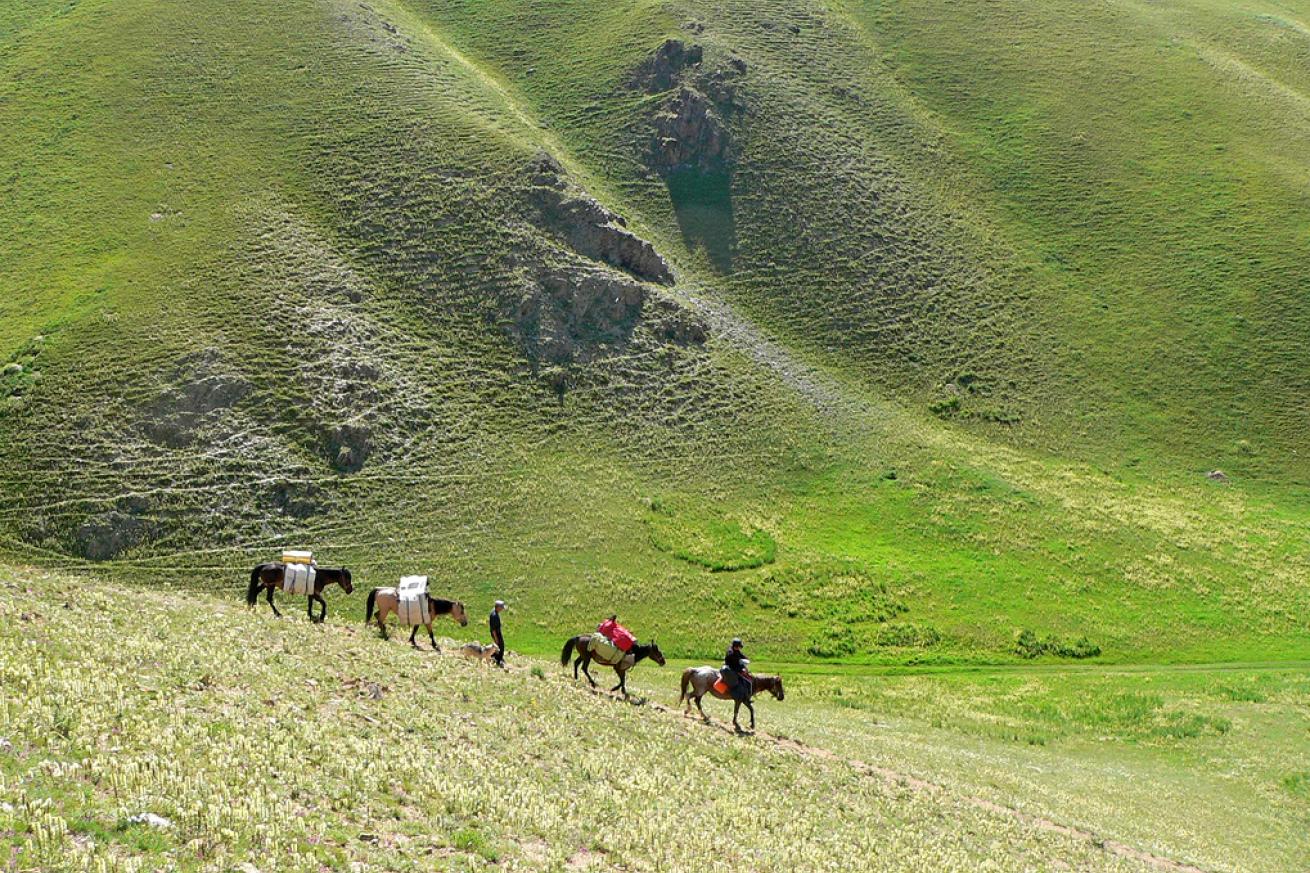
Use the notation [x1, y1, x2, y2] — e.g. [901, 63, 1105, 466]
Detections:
[597, 619, 636, 652]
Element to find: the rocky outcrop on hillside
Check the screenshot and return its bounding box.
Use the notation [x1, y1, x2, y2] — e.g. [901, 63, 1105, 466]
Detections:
[629, 42, 746, 173]
[510, 263, 647, 365]
[507, 258, 708, 367]
[528, 154, 674, 285]
[74, 508, 157, 561]
[140, 350, 251, 448]
[649, 86, 732, 171]
[512, 154, 707, 368]
[628, 38, 703, 93]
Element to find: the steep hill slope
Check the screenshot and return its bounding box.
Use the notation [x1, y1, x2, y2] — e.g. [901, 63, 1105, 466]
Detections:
[0, 563, 1185, 872]
[1, 0, 1309, 666]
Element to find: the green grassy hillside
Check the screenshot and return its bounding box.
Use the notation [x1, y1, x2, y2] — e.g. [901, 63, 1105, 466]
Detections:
[2, 0, 1310, 671]
[2, 564, 1170, 872]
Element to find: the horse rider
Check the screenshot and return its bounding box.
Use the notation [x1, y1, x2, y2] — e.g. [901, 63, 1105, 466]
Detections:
[722, 637, 753, 702]
[489, 599, 507, 668]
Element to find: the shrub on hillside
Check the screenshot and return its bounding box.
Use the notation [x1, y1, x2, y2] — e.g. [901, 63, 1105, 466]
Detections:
[1015, 629, 1100, 659]
[875, 623, 941, 648]
[808, 625, 857, 658]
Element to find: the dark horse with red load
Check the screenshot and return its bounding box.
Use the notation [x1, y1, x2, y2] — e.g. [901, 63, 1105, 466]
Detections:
[246, 562, 353, 622]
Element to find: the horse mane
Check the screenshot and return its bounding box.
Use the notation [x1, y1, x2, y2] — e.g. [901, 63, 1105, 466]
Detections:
[428, 597, 456, 614]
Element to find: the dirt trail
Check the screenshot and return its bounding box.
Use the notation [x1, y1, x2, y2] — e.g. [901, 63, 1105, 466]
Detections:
[566, 679, 1213, 873]
[681, 288, 880, 427]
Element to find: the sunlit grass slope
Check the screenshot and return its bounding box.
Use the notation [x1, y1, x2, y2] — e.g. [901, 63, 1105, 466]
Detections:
[0, 564, 1156, 872]
[1, 0, 1309, 667]
[637, 663, 1310, 873]
[420, 0, 1310, 477]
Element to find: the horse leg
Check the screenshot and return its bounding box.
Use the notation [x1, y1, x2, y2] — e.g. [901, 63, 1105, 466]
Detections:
[572, 654, 582, 681]
[580, 656, 597, 688]
[746, 701, 755, 731]
[408, 625, 419, 648]
[266, 585, 282, 618]
[696, 694, 709, 722]
[306, 595, 316, 622]
[733, 701, 742, 732]
[426, 622, 439, 652]
[377, 611, 389, 640]
[316, 595, 328, 623]
[611, 669, 625, 696]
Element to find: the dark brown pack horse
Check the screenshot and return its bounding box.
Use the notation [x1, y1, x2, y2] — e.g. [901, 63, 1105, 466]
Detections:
[560, 633, 666, 697]
[364, 587, 468, 650]
[679, 666, 785, 732]
[245, 563, 353, 622]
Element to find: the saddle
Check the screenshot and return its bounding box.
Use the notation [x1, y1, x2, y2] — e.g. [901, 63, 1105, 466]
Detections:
[395, 575, 428, 626]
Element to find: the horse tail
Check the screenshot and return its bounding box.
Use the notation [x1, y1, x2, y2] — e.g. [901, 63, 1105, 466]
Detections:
[560, 636, 577, 667]
[365, 588, 379, 624]
[246, 566, 263, 607]
[679, 668, 691, 704]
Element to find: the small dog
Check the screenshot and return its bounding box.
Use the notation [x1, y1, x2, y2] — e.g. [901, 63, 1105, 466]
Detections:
[459, 641, 499, 664]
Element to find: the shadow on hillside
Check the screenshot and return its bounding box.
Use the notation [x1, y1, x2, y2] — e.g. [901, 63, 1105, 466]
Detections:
[665, 166, 736, 273]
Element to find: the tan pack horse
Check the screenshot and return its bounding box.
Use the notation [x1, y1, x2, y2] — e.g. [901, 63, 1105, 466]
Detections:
[364, 588, 468, 650]
[679, 666, 785, 731]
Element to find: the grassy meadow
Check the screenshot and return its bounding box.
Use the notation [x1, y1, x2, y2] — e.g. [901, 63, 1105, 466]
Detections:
[0, 564, 1171, 872]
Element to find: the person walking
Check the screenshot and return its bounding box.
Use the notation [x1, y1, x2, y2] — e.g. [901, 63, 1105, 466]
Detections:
[489, 599, 507, 668]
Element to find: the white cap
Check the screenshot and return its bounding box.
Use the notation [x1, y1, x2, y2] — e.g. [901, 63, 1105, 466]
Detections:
[494, 600, 506, 609]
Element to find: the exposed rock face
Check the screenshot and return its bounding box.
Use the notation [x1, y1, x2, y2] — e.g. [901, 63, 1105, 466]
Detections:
[328, 423, 371, 473]
[630, 42, 746, 174]
[74, 510, 156, 561]
[628, 39, 703, 93]
[267, 480, 327, 518]
[508, 260, 709, 367]
[510, 154, 708, 370]
[511, 264, 650, 365]
[649, 86, 732, 171]
[529, 155, 674, 284]
[140, 350, 251, 447]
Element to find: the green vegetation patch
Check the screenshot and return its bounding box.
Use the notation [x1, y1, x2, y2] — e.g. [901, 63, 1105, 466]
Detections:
[1283, 771, 1310, 801]
[1014, 628, 1102, 660]
[646, 498, 777, 572]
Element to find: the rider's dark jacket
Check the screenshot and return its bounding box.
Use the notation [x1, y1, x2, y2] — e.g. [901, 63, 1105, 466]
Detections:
[724, 647, 748, 674]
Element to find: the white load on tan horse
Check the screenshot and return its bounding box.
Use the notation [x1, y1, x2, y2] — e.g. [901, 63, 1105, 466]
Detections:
[394, 576, 428, 626]
[364, 576, 468, 650]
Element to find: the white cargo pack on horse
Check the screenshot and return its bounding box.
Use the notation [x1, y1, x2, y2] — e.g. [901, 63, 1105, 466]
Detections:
[281, 550, 314, 565]
[283, 562, 317, 596]
[396, 575, 429, 626]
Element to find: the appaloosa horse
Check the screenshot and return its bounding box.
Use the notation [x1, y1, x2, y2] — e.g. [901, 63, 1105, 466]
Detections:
[364, 587, 468, 650]
[246, 562, 353, 622]
[679, 666, 785, 732]
[560, 633, 666, 696]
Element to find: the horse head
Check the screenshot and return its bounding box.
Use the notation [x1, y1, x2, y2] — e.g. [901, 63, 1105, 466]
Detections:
[338, 568, 354, 595]
[769, 676, 785, 701]
[649, 641, 666, 666]
[452, 600, 469, 627]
